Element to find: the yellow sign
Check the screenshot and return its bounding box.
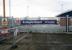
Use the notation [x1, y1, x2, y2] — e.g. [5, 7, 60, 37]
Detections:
[2, 18, 8, 26]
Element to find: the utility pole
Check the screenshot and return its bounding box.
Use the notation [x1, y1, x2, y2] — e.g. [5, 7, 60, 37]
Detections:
[2, 0, 8, 28]
[3, 0, 6, 18]
[1, 0, 8, 34]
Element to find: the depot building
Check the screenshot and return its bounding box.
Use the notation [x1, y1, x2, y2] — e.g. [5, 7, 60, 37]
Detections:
[57, 10, 72, 26]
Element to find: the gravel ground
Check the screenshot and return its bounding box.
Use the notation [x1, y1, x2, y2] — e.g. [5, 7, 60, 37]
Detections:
[0, 33, 33, 50]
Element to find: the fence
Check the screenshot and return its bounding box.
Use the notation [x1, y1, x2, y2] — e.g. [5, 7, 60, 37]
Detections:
[31, 16, 72, 50]
[0, 16, 72, 50]
[20, 16, 72, 33]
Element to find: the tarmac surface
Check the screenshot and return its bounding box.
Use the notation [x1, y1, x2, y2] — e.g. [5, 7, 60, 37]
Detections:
[0, 32, 72, 50]
[0, 32, 33, 50]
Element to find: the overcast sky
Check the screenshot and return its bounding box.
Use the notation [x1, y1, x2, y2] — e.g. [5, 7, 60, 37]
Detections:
[0, 0, 72, 18]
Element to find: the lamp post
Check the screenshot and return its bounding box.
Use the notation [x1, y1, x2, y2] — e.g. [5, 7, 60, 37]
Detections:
[9, 0, 14, 28]
[27, 5, 29, 17]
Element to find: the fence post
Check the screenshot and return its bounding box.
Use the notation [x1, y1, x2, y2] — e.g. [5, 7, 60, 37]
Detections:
[11, 28, 18, 48]
[66, 15, 69, 32]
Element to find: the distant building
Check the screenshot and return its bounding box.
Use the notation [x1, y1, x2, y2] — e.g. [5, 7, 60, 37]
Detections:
[56, 10, 72, 26]
[57, 11, 72, 17]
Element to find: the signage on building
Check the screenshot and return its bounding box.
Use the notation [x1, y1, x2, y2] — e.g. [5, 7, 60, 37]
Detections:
[21, 20, 57, 25]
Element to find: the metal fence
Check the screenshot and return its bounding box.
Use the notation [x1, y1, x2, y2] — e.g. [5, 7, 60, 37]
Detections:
[31, 17, 72, 50]
[20, 17, 72, 33]
[0, 16, 72, 50]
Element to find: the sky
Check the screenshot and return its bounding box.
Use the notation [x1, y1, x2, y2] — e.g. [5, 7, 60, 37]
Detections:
[0, 0, 72, 18]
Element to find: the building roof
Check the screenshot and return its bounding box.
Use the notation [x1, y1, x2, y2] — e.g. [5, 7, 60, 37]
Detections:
[57, 10, 72, 17]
